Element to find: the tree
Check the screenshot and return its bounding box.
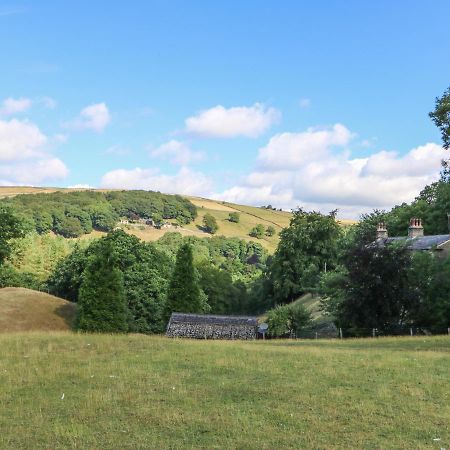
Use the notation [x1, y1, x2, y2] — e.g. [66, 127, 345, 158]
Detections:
[75, 240, 128, 332]
[332, 240, 413, 333]
[429, 86, 450, 150]
[266, 225, 276, 237]
[165, 244, 207, 321]
[249, 224, 265, 239]
[228, 212, 240, 223]
[266, 302, 311, 337]
[267, 209, 342, 304]
[203, 213, 218, 234]
[0, 206, 25, 266]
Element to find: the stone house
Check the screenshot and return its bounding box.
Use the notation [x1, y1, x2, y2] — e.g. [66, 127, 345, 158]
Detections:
[166, 312, 258, 340]
[375, 216, 450, 257]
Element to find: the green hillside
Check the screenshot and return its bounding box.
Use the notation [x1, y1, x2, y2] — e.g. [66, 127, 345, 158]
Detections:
[0, 187, 356, 254]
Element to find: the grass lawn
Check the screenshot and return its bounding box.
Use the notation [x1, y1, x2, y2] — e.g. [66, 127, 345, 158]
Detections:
[1, 334, 449, 449]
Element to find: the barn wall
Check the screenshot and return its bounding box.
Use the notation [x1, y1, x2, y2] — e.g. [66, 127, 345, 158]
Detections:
[167, 323, 256, 340]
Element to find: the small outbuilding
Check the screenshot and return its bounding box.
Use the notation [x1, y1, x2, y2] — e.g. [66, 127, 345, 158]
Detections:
[166, 312, 258, 340]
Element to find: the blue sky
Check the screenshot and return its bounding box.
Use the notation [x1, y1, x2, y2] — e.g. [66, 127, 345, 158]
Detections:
[1, 1, 449, 217]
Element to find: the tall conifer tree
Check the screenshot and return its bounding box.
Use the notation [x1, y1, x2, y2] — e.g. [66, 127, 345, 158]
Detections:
[76, 240, 128, 332]
[165, 244, 204, 320]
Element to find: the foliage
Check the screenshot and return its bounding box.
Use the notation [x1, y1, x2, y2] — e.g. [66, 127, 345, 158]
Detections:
[0, 264, 43, 290]
[155, 232, 268, 283]
[1, 190, 197, 238]
[266, 209, 342, 304]
[197, 262, 248, 314]
[49, 230, 173, 333]
[228, 212, 240, 223]
[429, 86, 450, 150]
[265, 225, 276, 236]
[202, 213, 219, 234]
[75, 240, 128, 333]
[324, 238, 413, 332]
[266, 302, 311, 337]
[408, 252, 450, 330]
[165, 244, 207, 320]
[0, 206, 25, 266]
[249, 224, 265, 239]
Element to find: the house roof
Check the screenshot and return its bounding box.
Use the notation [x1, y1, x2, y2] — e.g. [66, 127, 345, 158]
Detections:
[376, 235, 450, 251]
[169, 312, 258, 326]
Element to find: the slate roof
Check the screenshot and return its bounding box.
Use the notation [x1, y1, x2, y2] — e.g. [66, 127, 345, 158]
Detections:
[376, 235, 450, 251]
[169, 312, 258, 326]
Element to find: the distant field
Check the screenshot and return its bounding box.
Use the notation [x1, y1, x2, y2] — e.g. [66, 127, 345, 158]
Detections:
[0, 333, 448, 449]
[0, 287, 75, 332]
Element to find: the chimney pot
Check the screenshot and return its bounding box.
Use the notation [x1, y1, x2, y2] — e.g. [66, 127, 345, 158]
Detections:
[376, 222, 388, 239]
[408, 217, 424, 238]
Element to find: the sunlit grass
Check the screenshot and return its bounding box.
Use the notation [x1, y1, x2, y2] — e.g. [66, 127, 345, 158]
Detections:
[1, 333, 449, 449]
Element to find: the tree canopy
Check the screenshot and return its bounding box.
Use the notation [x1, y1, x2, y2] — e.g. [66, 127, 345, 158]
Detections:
[266, 209, 342, 304]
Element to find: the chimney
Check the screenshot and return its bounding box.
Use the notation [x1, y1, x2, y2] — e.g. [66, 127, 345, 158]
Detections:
[408, 218, 424, 238]
[376, 222, 388, 239]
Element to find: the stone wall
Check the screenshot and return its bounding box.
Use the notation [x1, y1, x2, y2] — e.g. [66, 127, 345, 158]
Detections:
[166, 322, 256, 340]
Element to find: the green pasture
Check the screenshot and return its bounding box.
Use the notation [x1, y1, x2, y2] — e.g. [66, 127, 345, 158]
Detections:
[0, 334, 449, 449]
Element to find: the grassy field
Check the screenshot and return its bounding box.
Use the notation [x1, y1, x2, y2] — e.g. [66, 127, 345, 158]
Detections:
[0, 333, 448, 449]
[0, 288, 75, 332]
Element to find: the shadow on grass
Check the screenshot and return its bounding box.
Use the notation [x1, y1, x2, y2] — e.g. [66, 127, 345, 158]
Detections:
[54, 303, 76, 328]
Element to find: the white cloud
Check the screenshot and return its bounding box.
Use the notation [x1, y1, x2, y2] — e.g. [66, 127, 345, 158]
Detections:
[68, 184, 94, 189]
[185, 103, 280, 138]
[0, 119, 47, 160]
[150, 140, 204, 165]
[258, 124, 353, 170]
[215, 124, 446, 219]
[65, 102, 111, 132]
[0, 118, 68, 185]
[0, 157, 68, 186]
[101, 166, 212, 196]
[0, 97, 32, 116]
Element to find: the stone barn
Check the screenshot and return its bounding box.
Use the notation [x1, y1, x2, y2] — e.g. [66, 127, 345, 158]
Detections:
[166, 313, 258, 340]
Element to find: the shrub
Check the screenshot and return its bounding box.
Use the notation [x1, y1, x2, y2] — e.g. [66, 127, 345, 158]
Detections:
[228, 212, 240, 223]
[249, 224, 265, 239]
[203, 214, 219, 234]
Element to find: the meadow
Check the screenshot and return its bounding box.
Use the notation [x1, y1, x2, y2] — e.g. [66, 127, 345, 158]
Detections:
[0, 333, 448, 449]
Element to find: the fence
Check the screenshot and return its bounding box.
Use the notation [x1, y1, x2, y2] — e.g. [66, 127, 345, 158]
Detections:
[294, 325, 450, 339]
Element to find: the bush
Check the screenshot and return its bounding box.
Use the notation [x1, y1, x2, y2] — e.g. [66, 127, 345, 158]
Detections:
[249, 224, 265, 239]
[266, 225, 276, 236]
[228, 212, 240, 223]
[267, 302, 312, 337]
[203, 213, 219, 234]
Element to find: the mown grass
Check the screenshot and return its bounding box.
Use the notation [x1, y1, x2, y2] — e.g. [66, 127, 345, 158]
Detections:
[1, 334, 449, 449]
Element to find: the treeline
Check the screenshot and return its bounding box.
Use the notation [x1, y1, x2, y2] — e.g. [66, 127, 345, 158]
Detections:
[43, 231, 268, 332]
[1, 190, 197, 238]
[253, 181, 450, 336]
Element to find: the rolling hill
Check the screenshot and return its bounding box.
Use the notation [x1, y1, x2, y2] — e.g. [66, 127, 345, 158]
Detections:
[0, 186, 357, 253]
[0, 287, 75, 332]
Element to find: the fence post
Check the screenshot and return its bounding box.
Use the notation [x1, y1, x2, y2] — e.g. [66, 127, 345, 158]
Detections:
[448, 327, 450, 335]
[339, 328, 343, 339]
[315, 332, 318, 340]
[372, 328, 375, 338]
[410, 327, 413, 337]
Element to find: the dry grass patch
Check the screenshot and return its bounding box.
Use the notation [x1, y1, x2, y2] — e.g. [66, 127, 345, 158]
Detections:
[0, 288, 75, 332]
